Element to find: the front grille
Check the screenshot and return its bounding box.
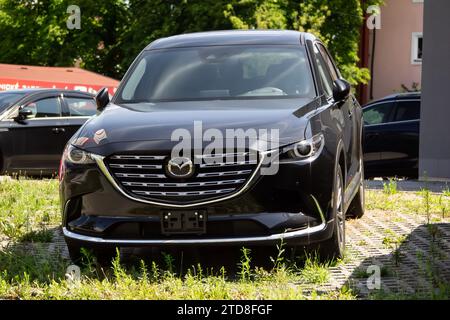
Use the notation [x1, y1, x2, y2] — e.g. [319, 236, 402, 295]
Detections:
[105, 152, 259, 204]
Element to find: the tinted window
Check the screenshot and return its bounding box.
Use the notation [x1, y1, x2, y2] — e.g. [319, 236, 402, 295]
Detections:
[66, 97, 96, 116]
[363, 102, 394, 125]
[23, 97, 61, 118]
[118, 45, 315, 103]
[317, 44, 339, 81]
[394, 100, 420, 121]
[0, 93, 22, 113]
[313, 45, 334, 97]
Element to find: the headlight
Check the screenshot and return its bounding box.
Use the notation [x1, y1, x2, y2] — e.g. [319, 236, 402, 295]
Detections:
[280, 133, 324, 161]
[65, 144, 96, 164]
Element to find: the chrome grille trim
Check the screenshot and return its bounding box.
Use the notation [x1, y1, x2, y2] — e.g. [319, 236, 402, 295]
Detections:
[132, 188, 236, 197]
[195, 152, 251, 159]
[109, 164, 162, 169]
[199, 160, 257, 168]
[116, 173, 166, 179]
[122, 179, 245, 188]
[110, 155, 166, 160]
[92, 152, 267, 208]
[196, 170, 252, 177]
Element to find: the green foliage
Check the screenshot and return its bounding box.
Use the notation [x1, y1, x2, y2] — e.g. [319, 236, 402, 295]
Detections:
[223, 0, 384, 85]
[0, 0, 383, 84]
[0, 0, 129, 78]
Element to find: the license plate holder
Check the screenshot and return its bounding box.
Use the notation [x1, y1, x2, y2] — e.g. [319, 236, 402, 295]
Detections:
[161, 210, 206, 235]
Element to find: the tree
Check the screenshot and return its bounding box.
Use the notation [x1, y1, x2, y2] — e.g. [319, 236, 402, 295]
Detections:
[0, 0, 128, 78]
[0, 0, 383, 84]
[224, 0, 383, 85]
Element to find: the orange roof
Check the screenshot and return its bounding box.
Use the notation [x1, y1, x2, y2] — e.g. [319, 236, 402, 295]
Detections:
[0, 63, 119, 86]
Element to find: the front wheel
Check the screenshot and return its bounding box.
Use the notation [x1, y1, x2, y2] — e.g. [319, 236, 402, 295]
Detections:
[318, 164, 346, 261]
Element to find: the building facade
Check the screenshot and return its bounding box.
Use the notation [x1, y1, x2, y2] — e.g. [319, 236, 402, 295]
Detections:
[361, 0, 423, 103]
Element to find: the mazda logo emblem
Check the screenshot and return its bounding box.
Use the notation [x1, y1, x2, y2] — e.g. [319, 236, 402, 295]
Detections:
[166, 157, 194, 179]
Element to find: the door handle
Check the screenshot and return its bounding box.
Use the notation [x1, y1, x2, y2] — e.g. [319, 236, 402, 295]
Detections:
[52, 127, 66, 134]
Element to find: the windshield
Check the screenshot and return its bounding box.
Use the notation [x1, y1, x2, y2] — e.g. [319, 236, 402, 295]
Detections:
[116, 45, 315, 103]
[0, 92, 23, 113]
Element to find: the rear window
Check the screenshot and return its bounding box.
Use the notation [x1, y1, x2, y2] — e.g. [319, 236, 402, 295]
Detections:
[66, 97, 96, 117]
[117, 45, 315, 103]
[363, 102, 394, 125]
[394, 100, 420, 122]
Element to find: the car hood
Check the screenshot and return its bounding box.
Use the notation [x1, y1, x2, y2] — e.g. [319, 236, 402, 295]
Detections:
[75, 98, 321, 154]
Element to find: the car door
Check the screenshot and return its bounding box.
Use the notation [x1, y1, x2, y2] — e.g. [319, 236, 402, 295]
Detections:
[8, 94, 67, 174]
[315, 43, 357, 183]
[378, 99, 420, 176]
[60, 94, 97, 143]
[362, 101, 395, 176]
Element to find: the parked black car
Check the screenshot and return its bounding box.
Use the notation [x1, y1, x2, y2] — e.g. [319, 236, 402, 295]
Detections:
[363, 92, 420, 179]
[0, 89, 96, 175]
[60, 31, 365, 262]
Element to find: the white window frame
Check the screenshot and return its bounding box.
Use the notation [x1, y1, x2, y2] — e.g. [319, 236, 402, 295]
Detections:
[412, 0, 423, 3]
[411, 32, 423, 65]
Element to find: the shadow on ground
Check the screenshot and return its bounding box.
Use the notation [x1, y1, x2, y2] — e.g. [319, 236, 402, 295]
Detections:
[1, 222, 449, 299]
[346, 223, 450, 299]
[119, 245, 287, 276]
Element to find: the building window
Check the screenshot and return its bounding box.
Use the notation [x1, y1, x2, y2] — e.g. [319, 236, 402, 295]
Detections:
[411, 32, 423, 65]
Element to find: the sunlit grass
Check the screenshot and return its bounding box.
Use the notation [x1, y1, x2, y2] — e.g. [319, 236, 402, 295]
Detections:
[0, 178, 449, 300]
[0, 178, 59, 241]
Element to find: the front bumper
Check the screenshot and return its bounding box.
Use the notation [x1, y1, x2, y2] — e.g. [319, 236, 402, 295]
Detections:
[60, 144, 336, 247]
[63, 218, 332, 247]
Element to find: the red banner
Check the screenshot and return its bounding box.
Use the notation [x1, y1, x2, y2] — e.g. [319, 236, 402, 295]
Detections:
[0, 78, 117, 95]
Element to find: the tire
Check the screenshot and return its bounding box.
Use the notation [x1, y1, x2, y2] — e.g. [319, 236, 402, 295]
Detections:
[318, 164, 346, 261]
[0, 150, 4, 175]
[347, 153, 365, 219]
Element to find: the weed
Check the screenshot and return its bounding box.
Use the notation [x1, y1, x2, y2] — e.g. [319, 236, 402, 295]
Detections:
[238, 247, 252, 282]
[299, 253, 330, 285]
[443, 188, 450, 197]
[354, 265, 392, 279]
[270, 239, 286, 272]
[162, 252, 175, 276]
[383, 178, 398, 195]
[18, 229, 53, 243]
[421, 187, 432, 224]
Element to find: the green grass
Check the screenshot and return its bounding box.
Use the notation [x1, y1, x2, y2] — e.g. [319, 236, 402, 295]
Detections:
[0, 178, 59, 241]
[0, 177, 353, 300]
[298, 253, 330, 285]
[0, 245, 355, 300]
[366, 187, 450, 219]
[1, 178, 449, 300]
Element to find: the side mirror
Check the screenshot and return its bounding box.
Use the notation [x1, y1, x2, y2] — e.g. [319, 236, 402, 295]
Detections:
[95, 87, 110, 112]
[333, 79, 351, 103]
[15, 108, 34, 122]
